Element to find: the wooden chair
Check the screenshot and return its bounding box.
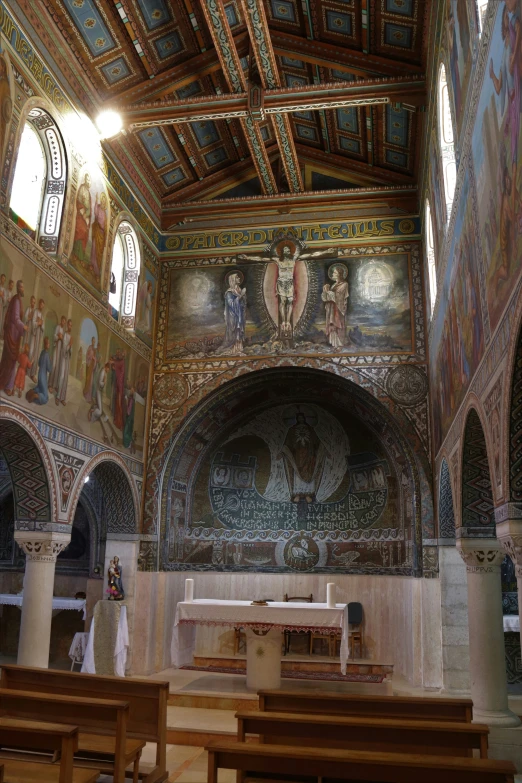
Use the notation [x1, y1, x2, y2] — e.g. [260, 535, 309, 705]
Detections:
[206, 740, 516, 783]
[283, 594, 312, 655]
[348, 600, 363, 658]
[257, 690, 474, 722]
[0, 664, 168, 783]
[235, 710, 490, 758]
[0, 716, 100, 783]
[0, 689, 136, 783]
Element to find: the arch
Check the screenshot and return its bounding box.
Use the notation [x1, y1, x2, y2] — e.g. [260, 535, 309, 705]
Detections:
[0, 406, 56, 523]
[461, 407, 495, 537]
[438, 62, 457, 218]
[8, 101, 67, 253]
[156, 366, 431, 575]
[68, 451, 138, 534]
[108, 214, 142, 330]
[438, 458, 456, 539]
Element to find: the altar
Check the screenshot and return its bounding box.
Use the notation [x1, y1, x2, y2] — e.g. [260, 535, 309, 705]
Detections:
[171, 598, 348, 690]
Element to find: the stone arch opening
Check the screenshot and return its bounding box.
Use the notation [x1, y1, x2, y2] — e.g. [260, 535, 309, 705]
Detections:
[461, 408, 495, 538]
[160, 367, 429, 576]
[72, 458, 137, 537]
[439, 458, 456, 540]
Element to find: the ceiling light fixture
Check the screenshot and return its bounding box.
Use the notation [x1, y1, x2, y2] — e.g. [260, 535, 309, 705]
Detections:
[96, 110, 123, 139]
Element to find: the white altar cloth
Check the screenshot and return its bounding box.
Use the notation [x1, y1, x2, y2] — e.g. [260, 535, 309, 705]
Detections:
[171, 599, 349, 674]
[504, 615, 520, 633]
[82, 604, 129, 677]
[0, 594, 86, 619]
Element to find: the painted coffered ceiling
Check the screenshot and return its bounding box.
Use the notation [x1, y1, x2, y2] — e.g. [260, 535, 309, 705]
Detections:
[29, 0, 431, 227]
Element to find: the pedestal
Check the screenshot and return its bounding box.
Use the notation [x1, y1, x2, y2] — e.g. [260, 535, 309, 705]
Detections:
[14, 531, 70, 669]
[457, 538, 520, 727]
[245, 628, 282, 691]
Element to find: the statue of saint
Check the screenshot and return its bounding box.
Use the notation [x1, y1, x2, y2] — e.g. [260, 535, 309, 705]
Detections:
[107, 555, 124, 600]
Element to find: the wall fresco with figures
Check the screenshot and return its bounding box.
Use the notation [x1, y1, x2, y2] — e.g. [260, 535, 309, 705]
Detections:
[447, 0, 474, 139]
[0, 236, 149, 457]
[165, 239, 414, 362]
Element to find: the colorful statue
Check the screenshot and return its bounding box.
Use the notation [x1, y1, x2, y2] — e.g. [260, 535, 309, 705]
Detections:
[107, 555, 124, 600]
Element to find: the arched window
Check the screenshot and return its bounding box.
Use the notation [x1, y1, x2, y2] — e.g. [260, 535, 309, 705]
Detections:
[9, 108, 67, 251]
[425, 199, 437, 314]
[477, 1, 488, 33]
[438, 64, 456, 218]
[109, 221, 141, 329]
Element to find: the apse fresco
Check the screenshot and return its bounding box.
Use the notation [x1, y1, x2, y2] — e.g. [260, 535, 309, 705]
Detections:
[68, 163, 110, 294]
[166, 245, 413, 360]
[431, 171, 484, 451]
[0, 237, 148, 456]
[447, 0, 473, 137]
[472, 1, 522, 331]
[167, 401, 414, 574]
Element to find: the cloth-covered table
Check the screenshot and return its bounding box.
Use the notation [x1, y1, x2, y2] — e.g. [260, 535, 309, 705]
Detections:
[69, 631, 90, 668]
[171, 599, 348, 688]
[504, 615, 520, 632]
[0, 594, 86, 618]
[82, 601, 129, 677]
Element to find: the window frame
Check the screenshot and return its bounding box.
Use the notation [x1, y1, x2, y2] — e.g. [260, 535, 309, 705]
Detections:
[9, 107, 67, 253]
[425, 197, 437, 315]
[109, 220, 141, 330]
[438, 63, 457, 221]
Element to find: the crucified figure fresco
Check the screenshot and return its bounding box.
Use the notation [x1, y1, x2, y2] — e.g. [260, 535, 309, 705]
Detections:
[238, 241, 335, 342]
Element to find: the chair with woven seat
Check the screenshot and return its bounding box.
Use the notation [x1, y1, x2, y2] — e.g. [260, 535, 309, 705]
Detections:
[283, 594, 313, 655]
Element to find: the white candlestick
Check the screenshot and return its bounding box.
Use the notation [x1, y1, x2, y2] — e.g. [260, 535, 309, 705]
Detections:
[327, 583, 336, 609]
[185, 578, 194, 603]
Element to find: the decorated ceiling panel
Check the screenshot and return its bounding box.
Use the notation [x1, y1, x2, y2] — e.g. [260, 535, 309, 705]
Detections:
[37, 0, 430, 208]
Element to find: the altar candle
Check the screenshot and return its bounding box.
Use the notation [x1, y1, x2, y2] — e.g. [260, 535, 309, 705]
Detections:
[185, 578, 194, 603]
[327, 583, 336, 608]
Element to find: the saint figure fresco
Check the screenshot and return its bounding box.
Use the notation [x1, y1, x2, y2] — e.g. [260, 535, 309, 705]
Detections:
[223, 271, 246, 354]
[322, 263, 349, 347]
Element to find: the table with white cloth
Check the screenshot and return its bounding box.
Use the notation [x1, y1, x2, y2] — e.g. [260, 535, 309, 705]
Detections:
[81, 600, 129, 677]
[171, 599, 348, 691]
[504, 615, 520, 632]
[0, 594, 86, 618]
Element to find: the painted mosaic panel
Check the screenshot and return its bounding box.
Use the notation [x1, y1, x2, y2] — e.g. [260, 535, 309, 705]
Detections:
[510, 323, 522, 501]
[461, 410, 495, 537]
[439, 458, 456, 538]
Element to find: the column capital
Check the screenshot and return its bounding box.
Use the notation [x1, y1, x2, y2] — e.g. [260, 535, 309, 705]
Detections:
[14, 531, 71, 563]
[456, 538, 505, 573]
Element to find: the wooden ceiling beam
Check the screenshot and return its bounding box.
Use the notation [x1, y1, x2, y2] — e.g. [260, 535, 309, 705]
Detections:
[119, 76, 426, 126]
[271, 31, 424, 77]
[160, 185, 418, 229]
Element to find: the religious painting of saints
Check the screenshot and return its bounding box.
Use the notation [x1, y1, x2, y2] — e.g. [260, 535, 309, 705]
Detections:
[472, 1, 522, 332]
[431, 172, 484, 451]
[135, 267, 156, 347]
[0, 51, 13, 172]
[68, 164, 110, 293]
[447, 0, 473, 137]
[165, 242, 413, 360]
[0, 235, 149, 457]
[168, 400, 415, 575]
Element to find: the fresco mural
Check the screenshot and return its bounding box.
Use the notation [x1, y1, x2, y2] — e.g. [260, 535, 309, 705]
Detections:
[166, 400, 415, 574]
[0, 237, 148, 457]
[431, 171, 484, 450]
[447, 0, 473, 137]
[0, 51, 12, 168]
[166, 241, 413, 360]
[472, 0, 522, 332]
[68, 164, 110, 293]
[135, 266, 155, 347]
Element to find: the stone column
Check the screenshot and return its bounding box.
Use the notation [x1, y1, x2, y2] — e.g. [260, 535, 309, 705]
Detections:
[14, 531, 71, 668]
[457, 537, 520, 726]
[497, 518, 522, 651]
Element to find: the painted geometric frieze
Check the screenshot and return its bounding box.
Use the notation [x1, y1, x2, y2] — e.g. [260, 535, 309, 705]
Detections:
[484, 374, 504, 499]
[438, 459, 456, 539]
[511, 328, 522, 503]
[461, 410, 495, 537]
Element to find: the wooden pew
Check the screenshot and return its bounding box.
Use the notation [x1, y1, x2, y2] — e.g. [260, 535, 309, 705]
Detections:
[0, 716, 100, 783]
[0, 664, 168, 783]
[236, 710, 489, 758]
[206, 740, 516, 783]
[0, 688, 141, 783]
[258, 689, 474, 722]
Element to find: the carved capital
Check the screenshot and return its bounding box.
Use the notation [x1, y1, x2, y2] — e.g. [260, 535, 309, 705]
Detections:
[497, 520, 522, 569]
[457, 538, 504, 574]
[14, 532, 71, 563]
